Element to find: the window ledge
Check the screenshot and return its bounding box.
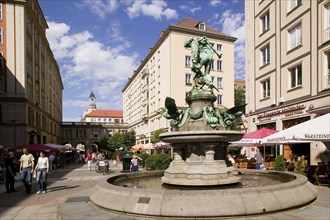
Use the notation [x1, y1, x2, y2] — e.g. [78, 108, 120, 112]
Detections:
[259, 28, 270, 38]
[259, 62, 270, 70]
[287, 3, 303, 16]
[217, 70, 223, 72]
[287, 85, 302, 92]
[260, 97, 270, 102]
[287, 44, 302, 55]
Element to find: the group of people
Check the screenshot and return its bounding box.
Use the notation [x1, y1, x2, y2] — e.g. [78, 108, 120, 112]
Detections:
[226, 148, 265, 170]
[4, 147, 49, 194]
[85, 151, 106, 171]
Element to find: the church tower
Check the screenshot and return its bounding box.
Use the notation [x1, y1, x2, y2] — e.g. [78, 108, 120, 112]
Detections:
[81, 91, 97, 121]
[88, 91, 97, 111]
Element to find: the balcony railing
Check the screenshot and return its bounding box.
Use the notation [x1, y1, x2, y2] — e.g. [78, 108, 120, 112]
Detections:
[325, 27, 330, 42]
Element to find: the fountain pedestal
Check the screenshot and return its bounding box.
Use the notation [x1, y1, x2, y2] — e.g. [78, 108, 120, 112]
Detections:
[160, 93, 244, 186]
[162, 150, 241, 186]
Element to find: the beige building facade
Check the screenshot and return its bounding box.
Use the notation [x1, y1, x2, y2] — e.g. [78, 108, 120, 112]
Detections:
[0, 0, 63, 147]
[245, 0, 330, 164]
[122, 18, 237, 144]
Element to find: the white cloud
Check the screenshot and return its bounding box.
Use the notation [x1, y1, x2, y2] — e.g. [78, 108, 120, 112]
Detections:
[208, 10, 245, 79]
[126, 0, 178, 20]
[179, 5, 202, 14]
[210, 0, 222, 7]
[81, 0, 119, 18]
[46, 21, 139, 111]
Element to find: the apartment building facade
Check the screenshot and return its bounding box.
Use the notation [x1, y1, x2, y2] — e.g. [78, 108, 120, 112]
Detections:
[245, 0, 330, 164]
[122, 18, 237, 144]
[0, 0, 63, 147]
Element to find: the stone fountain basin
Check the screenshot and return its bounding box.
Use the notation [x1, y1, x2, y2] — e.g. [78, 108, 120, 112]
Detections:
[90, 170, 318, 218]
[160, 130, 244, 144]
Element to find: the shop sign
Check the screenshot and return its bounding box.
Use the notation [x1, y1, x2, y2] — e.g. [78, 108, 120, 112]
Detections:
[257, 104, 305, 119]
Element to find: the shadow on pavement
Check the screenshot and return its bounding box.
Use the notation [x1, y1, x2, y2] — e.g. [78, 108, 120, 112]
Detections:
[0, 162, 85, 210]
[47, 185, 80, 192]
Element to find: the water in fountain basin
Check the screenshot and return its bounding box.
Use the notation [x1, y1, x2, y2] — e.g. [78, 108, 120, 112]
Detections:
[113, 172, 294, 190]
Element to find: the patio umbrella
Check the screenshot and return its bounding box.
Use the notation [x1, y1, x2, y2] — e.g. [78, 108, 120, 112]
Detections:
[155, 141, 172, 149]
[45, 143, 75, 151]
[131, 144, 144, 151]
[264, 113, 330, 144]
[141, 143, 156, 150]
[45, 143, 66, 151]
[230, 127, 278, 147]
[15, 143, 60, 153]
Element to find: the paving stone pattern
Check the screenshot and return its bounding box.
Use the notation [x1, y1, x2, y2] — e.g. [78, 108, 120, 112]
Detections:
[0, 162, 329, 220]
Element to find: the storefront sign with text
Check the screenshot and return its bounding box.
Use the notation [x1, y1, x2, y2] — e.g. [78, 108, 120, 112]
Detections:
[257, 104, 306, 119]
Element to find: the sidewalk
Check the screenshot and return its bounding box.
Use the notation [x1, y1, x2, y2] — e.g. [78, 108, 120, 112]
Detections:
[0, 162, 329, 220]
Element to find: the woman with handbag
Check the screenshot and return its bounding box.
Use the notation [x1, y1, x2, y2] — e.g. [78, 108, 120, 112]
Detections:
[34, 151, 49, 194]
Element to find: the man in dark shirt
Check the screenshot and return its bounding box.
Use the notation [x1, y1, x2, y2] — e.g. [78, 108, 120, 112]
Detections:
[5, 151, 17, 193]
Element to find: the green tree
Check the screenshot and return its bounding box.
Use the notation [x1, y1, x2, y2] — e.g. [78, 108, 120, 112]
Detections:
[122, 130, 136, 149]
[107, 130, 136, 150]
[234, 87, 246, 113]
[150, 128, 167, 143]
[99, 136, 109, 151]
[107, 133, 124, 149]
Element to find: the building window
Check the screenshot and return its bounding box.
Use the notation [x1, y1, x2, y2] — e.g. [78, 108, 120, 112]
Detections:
[288, 0, 302, 12]
[0, 4, 2, 20]
[261, 44, 270, 66]
[288, 23, 302, 50]
[185, 92, 189, 98]
[217, 44, 222, 53]
[217, 60, 222, 71]
[325, 4, 330, 42]
[217, 77, 223, 89]
[210, 60, 214, 70]
[261, 11, 270, 33]
[0, 28, 2, 44]
[289, 64, 302, 89]
[217, 95, 223, 105]
[199, 22, 205, 31]
[324, 51, 330, 89]
[185, 73, 192, 85]
[261, 78, 270, 98]
[185, 56, 191, 67]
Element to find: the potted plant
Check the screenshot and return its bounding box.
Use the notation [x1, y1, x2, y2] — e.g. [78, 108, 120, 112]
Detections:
[274, 155, 286, 171]
[295, 155, 308, 174]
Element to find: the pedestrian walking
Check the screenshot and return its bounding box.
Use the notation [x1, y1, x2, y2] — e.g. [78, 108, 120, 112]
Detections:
[255, 148, 263, 170]
[49, 153, 55, 172]
[19, 148, 35, 194]
[34, 151, 49, 194]
[5, 151, 17, 193]
[86, 152, 92, 171]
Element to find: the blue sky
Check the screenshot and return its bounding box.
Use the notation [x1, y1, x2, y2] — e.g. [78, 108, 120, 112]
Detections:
[38, 0, 245, 121]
